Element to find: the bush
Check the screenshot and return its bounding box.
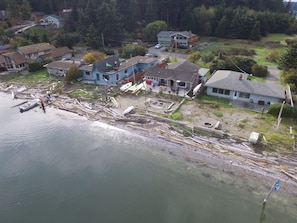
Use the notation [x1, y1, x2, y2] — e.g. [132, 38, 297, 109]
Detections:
[28, 62, 43, 72]
[251, 64, 268, 77]
[64, 67, 82, 84]
[267, 103, 297, 118]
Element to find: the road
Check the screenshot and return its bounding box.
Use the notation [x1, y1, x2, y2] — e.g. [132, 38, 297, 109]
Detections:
[148, 47, 188, 62]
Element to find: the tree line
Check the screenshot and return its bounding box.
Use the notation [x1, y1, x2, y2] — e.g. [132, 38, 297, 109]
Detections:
[2, 0, 297, 48]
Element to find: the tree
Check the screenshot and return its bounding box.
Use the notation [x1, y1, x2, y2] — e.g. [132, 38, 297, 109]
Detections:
[21, 0, 32, 21]
[187, 51, 201, 63]
[85, 24, 100, 49]
[251, 64, 267, 77]
[64, 66, 82, 84]
[279, 42, 297, 70]
[121, 44, 147, 58]
[143, 20, 167, 43]
[83, 51, 107, 64]
[283, 69, 297, 92]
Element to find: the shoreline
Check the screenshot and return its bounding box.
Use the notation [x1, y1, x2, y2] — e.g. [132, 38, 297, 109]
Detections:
[1, 86, 297, 208]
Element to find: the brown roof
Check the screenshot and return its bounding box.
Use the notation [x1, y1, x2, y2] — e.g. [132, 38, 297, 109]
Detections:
[3, 52, 28, 64]
[44, 60, 80, 70]
[51, 47, 72, 59]
[18, 43, 54, 55]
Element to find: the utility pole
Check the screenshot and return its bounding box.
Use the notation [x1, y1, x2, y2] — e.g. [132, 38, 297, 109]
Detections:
[276, 101, 285, 131]
[101, 33, 105, 49]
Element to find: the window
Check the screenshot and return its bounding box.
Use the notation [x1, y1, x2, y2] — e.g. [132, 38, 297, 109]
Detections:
[224, 90, 230, 95]
[239, 92, 250, 98]
[213, 88, 218, 93]
[86, 71, 90, 76]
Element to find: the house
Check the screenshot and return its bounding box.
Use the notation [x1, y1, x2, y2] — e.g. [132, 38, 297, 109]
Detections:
[0, 10, 8, 21]
[17, 43, 54, 60]
[157, 31, 198, 48]
[44, 60, 81, 77]
[50, 46, 72, 60]
[80, 56, 158, 86]
[40, 15, 64, 28]
[145, 61, 200, 94]
[1, 52, 28, 72]
[31, 12, 46, 22]
[204, 70, 285, 105]
[1, 43, 72, 72]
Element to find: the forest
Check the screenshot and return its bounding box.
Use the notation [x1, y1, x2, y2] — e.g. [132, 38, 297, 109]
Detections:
[1, 0, 297, 48]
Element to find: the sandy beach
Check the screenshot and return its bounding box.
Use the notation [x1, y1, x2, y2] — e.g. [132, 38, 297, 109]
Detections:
[1, 83, 297, 210]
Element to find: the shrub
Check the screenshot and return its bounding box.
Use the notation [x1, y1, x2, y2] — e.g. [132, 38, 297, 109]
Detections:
[267, 103, 297, 118]
[28, 62, 43, 72]
[251, 64, 268, 77]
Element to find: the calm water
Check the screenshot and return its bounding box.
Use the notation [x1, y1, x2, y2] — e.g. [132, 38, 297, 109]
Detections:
[0, 93, 296, 223]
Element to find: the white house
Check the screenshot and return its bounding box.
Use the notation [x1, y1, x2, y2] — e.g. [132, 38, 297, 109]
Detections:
[40, 15, 64, 28]
[157, 31, 198, 47]
[204, 70, 285, 105]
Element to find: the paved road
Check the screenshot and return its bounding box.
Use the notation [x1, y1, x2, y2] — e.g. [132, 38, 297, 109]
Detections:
[266, 65, 281, 84]
[148, 47, 188, 62]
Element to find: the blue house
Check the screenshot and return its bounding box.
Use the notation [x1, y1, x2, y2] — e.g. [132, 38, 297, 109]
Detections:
[80, 56, 158, 86]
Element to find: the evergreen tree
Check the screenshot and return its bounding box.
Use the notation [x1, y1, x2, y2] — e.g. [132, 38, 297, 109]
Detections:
[279, 42, 297, 70]
[249, 21, 261, 41]
[21, 0, 32, 21]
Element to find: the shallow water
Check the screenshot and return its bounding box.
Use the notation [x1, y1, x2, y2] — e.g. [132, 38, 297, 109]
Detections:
[0, 93, 296, 223]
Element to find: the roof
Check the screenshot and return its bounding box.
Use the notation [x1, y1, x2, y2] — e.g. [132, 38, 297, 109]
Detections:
[50, 47, 72, 59]
[42, 14, 63, 20]
[174, 61, 200, 73]
[157, 31, 196, 38]
[18, 43, 54, 55]
[44, 60, 80, 70]
[205, 70, 285, 99]
[32, 11, 46, 16]
[93, 56, 120, 72]
[79, 64, 93, 72]
[3, 52, 28, 64]
[145, 66, 196, 82]
[118, 56, 157, 70]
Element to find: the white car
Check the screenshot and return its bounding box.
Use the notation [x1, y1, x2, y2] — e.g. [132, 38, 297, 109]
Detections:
[154, 43, 162, 49]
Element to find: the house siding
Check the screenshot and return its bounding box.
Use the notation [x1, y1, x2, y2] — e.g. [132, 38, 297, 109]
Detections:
[81, 56, 158, 86]
[206, 87, 282, 105]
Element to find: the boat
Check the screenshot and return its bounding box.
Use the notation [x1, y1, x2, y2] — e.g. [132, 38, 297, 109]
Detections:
[120, 82, 132, 91]
[19, 99, 40, 113]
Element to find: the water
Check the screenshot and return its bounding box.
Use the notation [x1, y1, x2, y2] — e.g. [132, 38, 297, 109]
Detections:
[0, 93, 296, 223]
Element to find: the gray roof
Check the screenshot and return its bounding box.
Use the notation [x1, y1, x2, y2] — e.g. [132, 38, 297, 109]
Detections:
[174, 61, 200, 73]
[205, 70, 285, 99]
[145, 66, 196, 82]
[157, 31, 196, 38]
[93, 56, 120, 72]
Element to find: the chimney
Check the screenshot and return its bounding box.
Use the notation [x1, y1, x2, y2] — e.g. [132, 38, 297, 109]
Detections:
[239, 74, 243, 80]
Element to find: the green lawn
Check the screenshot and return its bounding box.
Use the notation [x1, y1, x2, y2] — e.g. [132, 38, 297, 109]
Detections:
[0, 69, 49, 85]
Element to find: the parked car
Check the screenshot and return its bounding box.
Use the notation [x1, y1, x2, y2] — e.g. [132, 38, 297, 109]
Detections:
[145, 53, 153, 57]
[154, 43, 162, 49]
